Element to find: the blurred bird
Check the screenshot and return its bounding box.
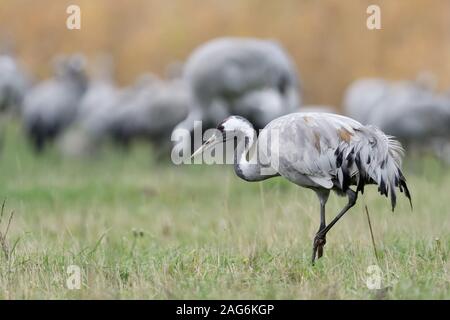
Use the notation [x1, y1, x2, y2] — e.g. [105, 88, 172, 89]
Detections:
[77, 55, 116, 122]
[0, 53, 30, 114]
[343, 76, 450, 161]
[371, 95, 450, 163]
[343, 76, 435, 125]
[67, 54, 118, 151]
[173, 37, 302, 152]
[22, 54, 88, 152]
[231, 88, 287, 129]
[192, 112, 412, 264]
[74, 81, 118, 148]
[342, 78, 390, 124]
[107, 75, 191, 152]
[69, 73, 159, 153]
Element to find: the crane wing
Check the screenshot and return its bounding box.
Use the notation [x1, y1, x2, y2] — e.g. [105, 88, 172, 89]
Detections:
[260, 112, 360, 188]
[259, 112, 411, 210]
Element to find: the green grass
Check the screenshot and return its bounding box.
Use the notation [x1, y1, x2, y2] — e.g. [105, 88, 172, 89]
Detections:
[0, 119, 448, 299]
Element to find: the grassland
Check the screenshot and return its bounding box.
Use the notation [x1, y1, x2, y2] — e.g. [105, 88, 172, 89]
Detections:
[0, 119, 448, 299]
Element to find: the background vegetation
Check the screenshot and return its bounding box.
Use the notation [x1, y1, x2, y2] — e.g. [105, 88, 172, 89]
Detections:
[1, 0, 450, 107]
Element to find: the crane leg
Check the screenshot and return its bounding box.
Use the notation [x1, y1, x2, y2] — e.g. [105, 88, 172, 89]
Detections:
[312, 189, 330, 264]
[312, 189, 357, 264]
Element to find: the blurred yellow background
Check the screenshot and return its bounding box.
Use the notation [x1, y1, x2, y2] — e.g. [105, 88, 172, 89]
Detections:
[1, 0, 450, 108]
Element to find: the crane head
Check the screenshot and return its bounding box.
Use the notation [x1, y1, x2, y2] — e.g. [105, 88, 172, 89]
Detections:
[190, 115, 254, 159]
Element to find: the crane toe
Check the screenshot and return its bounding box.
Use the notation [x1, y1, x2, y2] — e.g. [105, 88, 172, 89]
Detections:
[312, 234, 327, 264]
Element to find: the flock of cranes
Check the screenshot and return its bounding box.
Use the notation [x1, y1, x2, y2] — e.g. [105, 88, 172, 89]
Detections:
[1, 36, 449, 262]
[0, 37, 305, 155]
[343, 76, 450, 161]
[1, 37, 449, 162]
[174, 38, 301, 147]
[0, 53, 29, 113]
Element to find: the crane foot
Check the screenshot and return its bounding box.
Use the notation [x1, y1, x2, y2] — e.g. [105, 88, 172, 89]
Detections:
[311, 234, 326, 265]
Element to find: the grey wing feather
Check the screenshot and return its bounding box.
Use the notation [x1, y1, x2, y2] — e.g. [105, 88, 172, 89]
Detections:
[261, 112, 412, 210]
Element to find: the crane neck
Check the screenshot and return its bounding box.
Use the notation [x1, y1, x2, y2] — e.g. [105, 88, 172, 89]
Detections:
[234, 130, 269, 182]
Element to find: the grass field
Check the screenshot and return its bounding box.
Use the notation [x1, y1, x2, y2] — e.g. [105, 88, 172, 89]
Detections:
[0, 119, 448, 299]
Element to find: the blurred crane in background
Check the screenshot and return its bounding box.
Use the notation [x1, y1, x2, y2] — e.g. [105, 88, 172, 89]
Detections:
[173, 37, 302, 154]
[22, 54, 88, 152]
[0, 52, 30, 114]
[108, 75, 191, 152]
[343, 76, 450, 162]
[59, 54, 118, 156]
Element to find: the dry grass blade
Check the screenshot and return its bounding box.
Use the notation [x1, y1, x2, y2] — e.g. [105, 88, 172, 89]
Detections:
[0, 199, 5, 226]
[0, 200, 15, 261]
[365, 205, 380, 264]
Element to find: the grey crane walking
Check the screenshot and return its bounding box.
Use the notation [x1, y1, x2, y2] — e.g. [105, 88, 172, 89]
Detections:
[191, 112, 412, 264]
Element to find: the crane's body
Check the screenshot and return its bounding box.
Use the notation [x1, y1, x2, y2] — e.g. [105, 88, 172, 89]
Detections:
[192, 112, 412, 263]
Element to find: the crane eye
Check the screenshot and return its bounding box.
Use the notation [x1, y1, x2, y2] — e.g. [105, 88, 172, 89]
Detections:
[221, 131, 227, 142]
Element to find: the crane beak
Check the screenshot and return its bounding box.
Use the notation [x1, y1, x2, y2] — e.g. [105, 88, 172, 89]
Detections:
[190, 134, 220, 159]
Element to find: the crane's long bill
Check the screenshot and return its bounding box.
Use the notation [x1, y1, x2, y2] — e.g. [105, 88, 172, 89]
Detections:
[190, 134, 219, 159]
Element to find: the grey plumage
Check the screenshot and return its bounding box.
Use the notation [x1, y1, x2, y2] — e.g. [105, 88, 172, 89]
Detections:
[231, 88, 287, 129]
[343, 78, 391, 124]
[73, 55, 118, 144]
[370, 95, 450, 145]
[259, 113, 410, 209]
[343, 78, 434, 124]
[105, 76, 191, 149]
[76, 80, 118, 143]
[0, 54, 29, 113]
[174, 37, 301, 143]
[343, 77, 450, 159]
[22, 54, 88, 152]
